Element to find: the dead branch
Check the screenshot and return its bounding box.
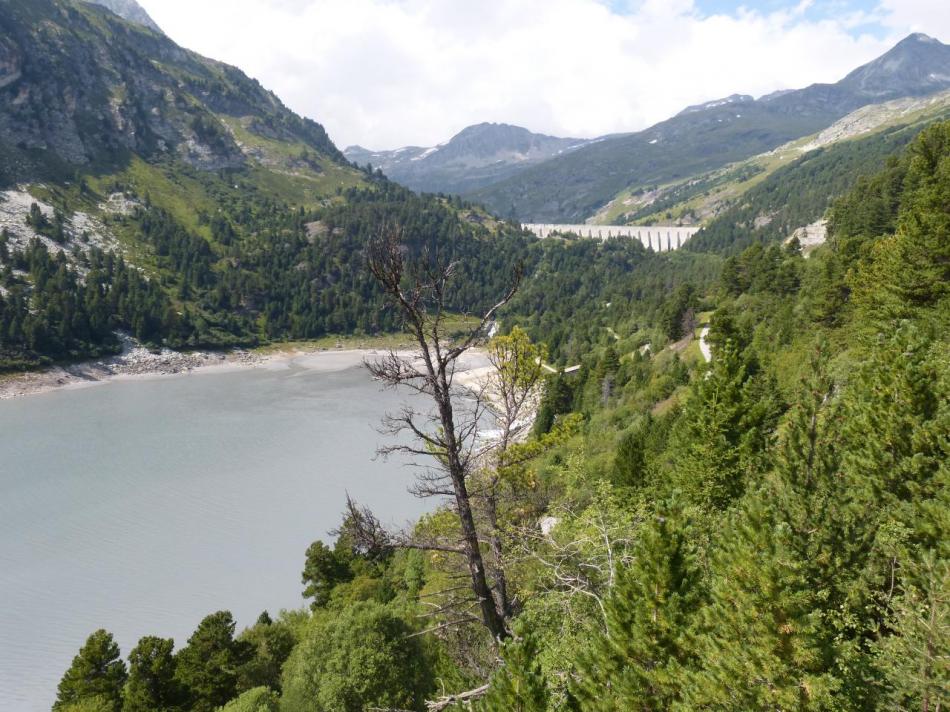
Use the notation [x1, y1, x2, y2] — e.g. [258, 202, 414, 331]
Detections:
[426, 684, 491, 712]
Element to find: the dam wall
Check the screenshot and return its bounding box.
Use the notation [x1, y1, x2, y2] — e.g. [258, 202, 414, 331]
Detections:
[523, 224, 701, 252]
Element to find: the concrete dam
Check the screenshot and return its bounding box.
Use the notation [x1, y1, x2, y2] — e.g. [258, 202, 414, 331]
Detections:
[523, 224, 701, 252]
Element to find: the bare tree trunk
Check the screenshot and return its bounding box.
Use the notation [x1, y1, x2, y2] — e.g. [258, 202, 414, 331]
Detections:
[365, 225, 520, 643]
[485, 483, 512, 619]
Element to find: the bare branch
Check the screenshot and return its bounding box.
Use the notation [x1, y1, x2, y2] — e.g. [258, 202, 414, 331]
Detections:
[365, 223, 520, 643]
[426, 684, 491, 712]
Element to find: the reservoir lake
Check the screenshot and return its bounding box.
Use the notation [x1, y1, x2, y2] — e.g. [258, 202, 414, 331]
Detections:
[0, 354, 436, 712]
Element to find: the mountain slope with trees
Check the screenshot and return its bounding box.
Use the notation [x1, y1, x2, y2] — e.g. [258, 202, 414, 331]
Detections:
[49, 117, 950, 712]
[469, 33, 950, 223]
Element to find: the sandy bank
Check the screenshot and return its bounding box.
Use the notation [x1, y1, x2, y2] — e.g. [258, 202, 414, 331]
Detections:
[0, 339, 487, 401]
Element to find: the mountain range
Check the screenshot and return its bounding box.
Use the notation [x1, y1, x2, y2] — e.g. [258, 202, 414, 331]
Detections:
[344, 123, 605, 195]
[355, 33, 950, 223]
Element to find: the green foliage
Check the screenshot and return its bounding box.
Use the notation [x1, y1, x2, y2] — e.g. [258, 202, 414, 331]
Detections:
[123, 637, 181, 712]
[217, 687, 280, 712]
[279, 602, 433, 712]
[0, 241, 177, 369]
[876, 552, 950, 711]
[46, 119, 950, 712]
[236, 613, 296, 693]
[533, 372, 576, 436]
[54, 630, 127, 712]
[56, 697, 115, 712]
[671, 340, 782, 509]
[508, 242, 720, 364]
[175, 612, 252, 712]
[573, 506, 702, 711]
[688, 492, 841, 710]
[659, 283, 697, 341]
[610, 418, 650, 490]
[849, 122, 950, 327]
[690, 120, 931, 255]
[478, 628, 549, 712]
[301, 541, 352, 610]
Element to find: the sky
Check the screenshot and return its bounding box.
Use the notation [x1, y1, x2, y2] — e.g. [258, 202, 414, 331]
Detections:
[137, 0, 949, 150]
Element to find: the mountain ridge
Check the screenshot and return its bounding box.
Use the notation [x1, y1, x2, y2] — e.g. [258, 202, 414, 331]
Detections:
[468, 32, 950, 223]
[0, 0, 346, 186]
[344, 122, 602, 195]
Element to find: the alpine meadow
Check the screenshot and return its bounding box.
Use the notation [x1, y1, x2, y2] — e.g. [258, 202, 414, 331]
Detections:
[0, 1, 948, 711]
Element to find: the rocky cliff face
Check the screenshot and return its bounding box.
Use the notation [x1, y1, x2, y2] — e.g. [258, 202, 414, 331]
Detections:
[0, 0, 342, 185]
[83, 0, 162, 33]
[837, 33, 950, 100]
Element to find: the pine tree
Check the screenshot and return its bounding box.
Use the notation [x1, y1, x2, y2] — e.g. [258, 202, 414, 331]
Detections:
[672, 340, 780, 509]
[686, 494, 840, 710]
[479, 627, 549, 712]
[174, 611, 251, 712]
[533, 372, 574, 436]
[850, 122, 950, 327]
[839, 326, 947, 511]
[876, 551, 950, 712]
[611, 419, 650, 490]
[54, 630, 127, 712]
[301, 540, 352, 609]
[122, 637, 181, 712]
[572, 507, 702, 711]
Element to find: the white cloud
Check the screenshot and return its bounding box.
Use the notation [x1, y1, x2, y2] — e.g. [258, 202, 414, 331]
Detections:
[138, 0, 947, 150]
[878, 0, 950, 40]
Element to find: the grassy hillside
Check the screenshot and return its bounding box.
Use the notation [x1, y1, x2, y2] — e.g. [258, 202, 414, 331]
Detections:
[468, 34, 950, 223]
[469, 104, 832, 223]
[594, 90, 950, 236]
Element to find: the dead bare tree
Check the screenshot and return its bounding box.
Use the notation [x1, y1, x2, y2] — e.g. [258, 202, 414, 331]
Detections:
[362, 224, 522, 644]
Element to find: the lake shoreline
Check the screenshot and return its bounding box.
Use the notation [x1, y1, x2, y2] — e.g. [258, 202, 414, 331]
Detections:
[0, 341, 403, 401]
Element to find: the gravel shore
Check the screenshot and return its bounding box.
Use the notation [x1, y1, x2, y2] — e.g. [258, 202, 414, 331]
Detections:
[0, 339, 488, 401]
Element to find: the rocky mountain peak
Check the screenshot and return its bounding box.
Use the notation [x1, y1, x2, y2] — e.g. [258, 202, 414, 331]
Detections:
[839, 32, 950, 99]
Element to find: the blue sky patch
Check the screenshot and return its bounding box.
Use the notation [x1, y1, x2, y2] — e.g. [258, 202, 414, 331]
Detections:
[605, 0, 888, 39]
